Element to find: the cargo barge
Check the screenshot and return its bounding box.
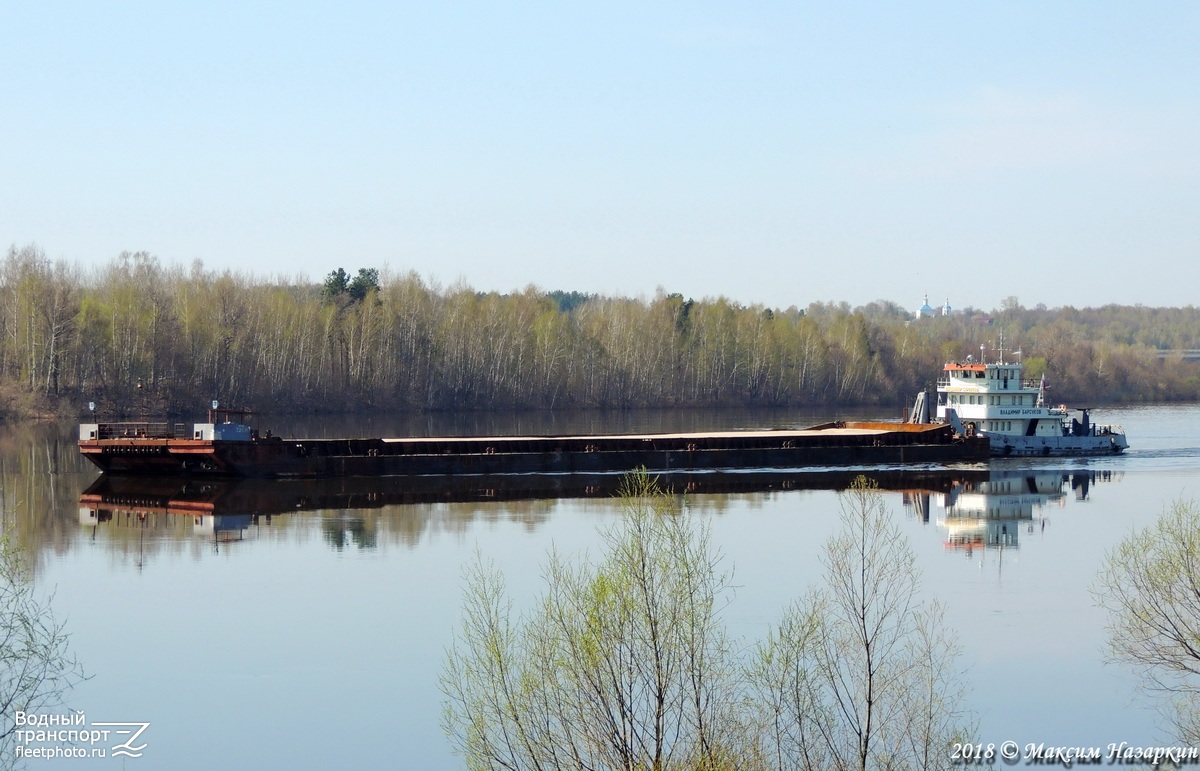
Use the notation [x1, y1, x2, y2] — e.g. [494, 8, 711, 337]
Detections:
[78, 409, 989, 478]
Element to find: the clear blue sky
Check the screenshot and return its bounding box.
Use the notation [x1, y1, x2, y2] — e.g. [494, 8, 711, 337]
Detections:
[3, 1, 1198, 312]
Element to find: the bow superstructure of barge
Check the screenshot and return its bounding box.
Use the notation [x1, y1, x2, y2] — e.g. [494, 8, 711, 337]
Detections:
[78, 410, 988, 478]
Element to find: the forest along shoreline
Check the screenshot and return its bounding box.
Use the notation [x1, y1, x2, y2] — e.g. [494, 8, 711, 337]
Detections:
[2, 246, 1199, 420]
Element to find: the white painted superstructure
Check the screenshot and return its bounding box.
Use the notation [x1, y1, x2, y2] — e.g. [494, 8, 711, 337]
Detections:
[920, 346, 1128, 457]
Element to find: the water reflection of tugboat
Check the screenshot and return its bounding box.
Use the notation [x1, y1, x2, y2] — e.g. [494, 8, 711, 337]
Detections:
[905, 469, 1119, 556]
[192, 514, 254, 543]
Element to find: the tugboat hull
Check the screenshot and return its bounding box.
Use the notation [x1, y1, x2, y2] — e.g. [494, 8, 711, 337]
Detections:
[986, 432, 1128, 457]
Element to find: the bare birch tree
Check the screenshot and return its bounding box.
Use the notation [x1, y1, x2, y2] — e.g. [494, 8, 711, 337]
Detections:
[0, 532, 87, 759]
[749, 477, 974, 771]
[1094, 498, 1200, 743]
[441, 471, 748, 771]
[443, 474, 974, 770]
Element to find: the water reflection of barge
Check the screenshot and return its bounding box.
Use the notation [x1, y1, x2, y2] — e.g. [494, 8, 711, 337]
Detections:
[78, 410, 988, 478]
[904, 469, 1119, 553]
[79, 468, 990, 523]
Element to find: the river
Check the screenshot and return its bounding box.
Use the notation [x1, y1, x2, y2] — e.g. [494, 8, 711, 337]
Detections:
[2, 404, 1197, 768]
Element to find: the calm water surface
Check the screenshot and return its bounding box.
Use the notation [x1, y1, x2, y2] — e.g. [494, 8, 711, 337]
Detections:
[3, 405, 1198, 769]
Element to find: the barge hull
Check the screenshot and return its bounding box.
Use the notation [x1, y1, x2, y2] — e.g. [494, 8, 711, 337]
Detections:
[80, 422, 989, 478]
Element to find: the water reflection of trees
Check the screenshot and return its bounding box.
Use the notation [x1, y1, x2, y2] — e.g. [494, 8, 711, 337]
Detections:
[53, 483, 870, 567]
[0, 421, 97, 575]
[322, 514, 377, 551]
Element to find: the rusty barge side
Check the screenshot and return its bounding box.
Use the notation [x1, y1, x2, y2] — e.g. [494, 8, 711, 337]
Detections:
[78, 420, 989, 478]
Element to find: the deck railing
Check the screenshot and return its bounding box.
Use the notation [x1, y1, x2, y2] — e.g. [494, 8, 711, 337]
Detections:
[93, 422, 177, 439]
[937, 376, 1042, 391]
